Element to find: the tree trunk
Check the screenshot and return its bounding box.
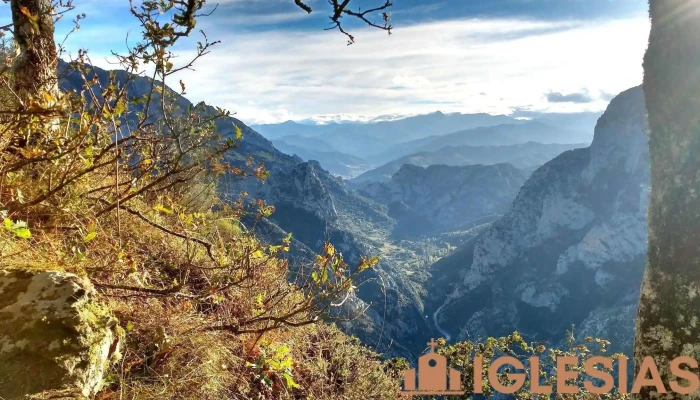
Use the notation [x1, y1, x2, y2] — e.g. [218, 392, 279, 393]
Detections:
[634, 0, 700, 398]
[10, 0, 57, 103]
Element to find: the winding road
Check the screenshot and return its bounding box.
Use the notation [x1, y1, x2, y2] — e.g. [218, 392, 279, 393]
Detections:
[432, 303, 451, 341]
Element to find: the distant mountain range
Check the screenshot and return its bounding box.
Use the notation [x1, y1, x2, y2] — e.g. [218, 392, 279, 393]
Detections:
[351, 142, 586, 184]
[513, 111, 604, 135]
[271, 136, 371, 178]
[372, 121, 589, 163]
[253, 111, 518, 142]
[253, 113, 594, 179]
[253, 112, 595, 164]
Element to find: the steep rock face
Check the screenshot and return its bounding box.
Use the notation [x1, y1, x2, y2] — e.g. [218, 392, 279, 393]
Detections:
[257, 161, 392, 254]
[253, 161, 433, 355]
[359, 163, 527, 232]
[0, 270, 121, 398]
[259, 161, 341, 223]
[430, 86, 649, 352]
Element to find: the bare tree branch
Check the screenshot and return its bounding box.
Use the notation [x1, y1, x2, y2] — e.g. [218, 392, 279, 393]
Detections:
[294, 0, 312, 14]
[293, 0, 392, 45]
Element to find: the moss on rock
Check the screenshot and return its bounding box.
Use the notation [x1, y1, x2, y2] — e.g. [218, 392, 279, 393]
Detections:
[0, 269, 120, 399]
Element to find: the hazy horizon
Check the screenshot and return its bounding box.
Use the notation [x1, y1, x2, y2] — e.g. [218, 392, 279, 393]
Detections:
[0, 0, 650, 125]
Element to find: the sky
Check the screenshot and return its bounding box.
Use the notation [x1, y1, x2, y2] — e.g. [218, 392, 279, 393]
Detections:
[6, 0, 651, 124]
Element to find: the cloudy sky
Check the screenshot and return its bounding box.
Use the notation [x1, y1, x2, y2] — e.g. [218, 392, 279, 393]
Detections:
[40, 0, 650, 124]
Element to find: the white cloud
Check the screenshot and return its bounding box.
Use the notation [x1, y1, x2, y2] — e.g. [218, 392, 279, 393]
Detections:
[392, 74, 431, 88]
[82, 16, 651, 124]
[230, 106, 297, 124]
[211, 11, 312, 26]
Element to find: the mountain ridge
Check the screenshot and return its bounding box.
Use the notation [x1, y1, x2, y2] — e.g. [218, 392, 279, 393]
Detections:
[426, 86, 649, 354]
[358, 163, 528, 234]
[352, 141, 587, 184]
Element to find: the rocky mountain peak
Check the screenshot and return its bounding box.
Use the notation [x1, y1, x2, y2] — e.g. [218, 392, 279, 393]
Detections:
[584, 86, 648, 184]
[359, 163, 528, 233]
[259, 161, 340, 222]
[428, 86, 650, 354]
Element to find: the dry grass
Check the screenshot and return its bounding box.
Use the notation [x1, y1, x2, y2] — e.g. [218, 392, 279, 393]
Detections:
[0, 43, 401, 396]
[0, 168, 401, 399]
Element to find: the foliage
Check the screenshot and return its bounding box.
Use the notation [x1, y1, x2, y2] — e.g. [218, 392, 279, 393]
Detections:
[246, 341, 300, 392]
[2, 211, 30, 238]
[0, 0, 377, 336]
[422, 331, 631, 400]
[0, 1, 628, 400]
[0, 0, 398, 399]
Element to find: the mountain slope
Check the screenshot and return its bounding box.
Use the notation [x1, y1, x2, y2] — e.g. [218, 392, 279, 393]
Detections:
[58, 62, 299, 176]
[272, 138, 372, 178]
[372, 121, 587, 164]
[57, 63, 431, 356]
[252, 160, 435, 354]
[359, 163, 528, 235]
[352, 142, 585, 184]
[426, 86, 649, 354]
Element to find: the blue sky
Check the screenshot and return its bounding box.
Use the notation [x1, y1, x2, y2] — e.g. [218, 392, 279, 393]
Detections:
[10, 0, 651, 124]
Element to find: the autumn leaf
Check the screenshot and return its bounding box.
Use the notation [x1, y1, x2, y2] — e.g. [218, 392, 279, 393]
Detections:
[19, 6, 40, 31]
[83, 231, 97, 243]
[153, 204, 173, 214]
[18, 6, 32, 18]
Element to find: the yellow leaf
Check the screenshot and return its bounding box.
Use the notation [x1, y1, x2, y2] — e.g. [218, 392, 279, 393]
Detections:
[153, 204, 173, 214]
[83, 232, 97, 243]
[113, 100, 126, 116]
[251, 250, 265, 259]
[19, 148, 45, 158]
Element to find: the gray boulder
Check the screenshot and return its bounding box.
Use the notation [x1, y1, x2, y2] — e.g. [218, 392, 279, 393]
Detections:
[0, 270, 121, 399]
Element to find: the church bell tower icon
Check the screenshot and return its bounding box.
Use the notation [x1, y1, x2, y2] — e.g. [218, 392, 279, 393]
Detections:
[401, 339, 464, 396]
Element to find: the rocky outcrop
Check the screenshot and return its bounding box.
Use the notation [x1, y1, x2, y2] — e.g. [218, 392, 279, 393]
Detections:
[429, 86, 649, 353]
[255, 160, 393, 254]
[0, 270, 121, 399]
[359, 163, 528, 233]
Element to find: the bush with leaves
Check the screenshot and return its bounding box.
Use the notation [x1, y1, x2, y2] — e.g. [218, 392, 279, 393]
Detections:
[413, 331, 631, 400]
[0, 0, 382, 338]
[0, 0, 400, 398]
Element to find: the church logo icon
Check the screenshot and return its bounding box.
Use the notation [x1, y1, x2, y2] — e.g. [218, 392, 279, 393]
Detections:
[401, 338, 464, 396]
